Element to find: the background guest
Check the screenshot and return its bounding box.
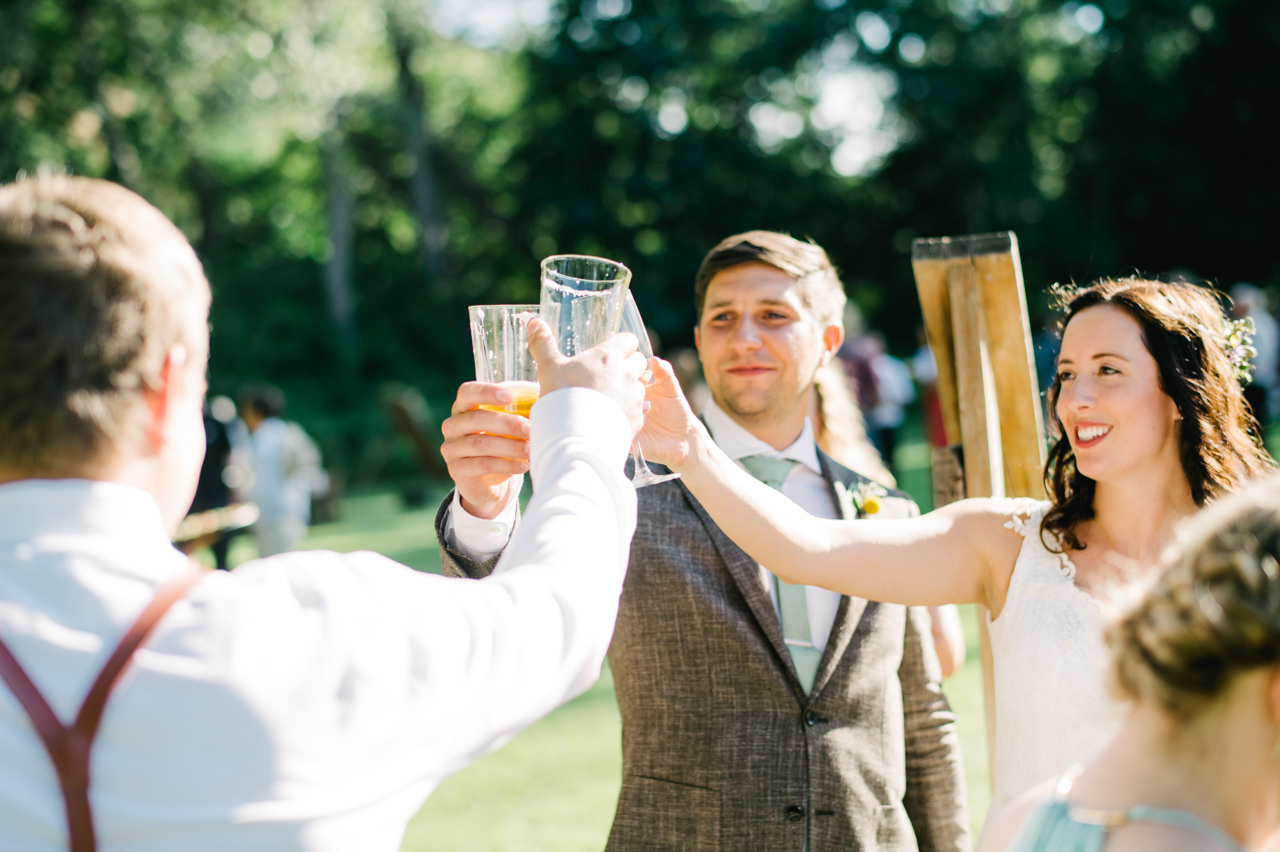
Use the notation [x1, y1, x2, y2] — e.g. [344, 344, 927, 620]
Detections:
[239, 383, 327, 557]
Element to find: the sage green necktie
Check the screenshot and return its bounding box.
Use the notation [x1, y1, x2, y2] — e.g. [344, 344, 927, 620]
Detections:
[739, 454, 822, 694]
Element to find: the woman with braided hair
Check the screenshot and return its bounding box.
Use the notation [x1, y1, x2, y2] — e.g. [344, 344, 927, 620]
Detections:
[982, 474, 1280, 852]
[639, 276, 1276, 824]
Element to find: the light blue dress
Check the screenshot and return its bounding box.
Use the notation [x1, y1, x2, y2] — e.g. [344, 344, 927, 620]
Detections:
[1010, 780, 1245, 852]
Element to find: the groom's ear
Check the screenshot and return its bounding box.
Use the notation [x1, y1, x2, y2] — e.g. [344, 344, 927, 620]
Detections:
[820, 324, 843, 366]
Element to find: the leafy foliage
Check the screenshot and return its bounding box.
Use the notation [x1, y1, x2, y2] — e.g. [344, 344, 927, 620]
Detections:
[3, 0, 1275, 484]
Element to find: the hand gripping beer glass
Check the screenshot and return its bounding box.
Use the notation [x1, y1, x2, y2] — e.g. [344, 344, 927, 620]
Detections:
[468, 304, 541, 418]
[538, 254, 677, 489]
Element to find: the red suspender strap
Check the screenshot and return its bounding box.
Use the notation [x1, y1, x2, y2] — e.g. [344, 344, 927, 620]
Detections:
[0, 564, 208, 852]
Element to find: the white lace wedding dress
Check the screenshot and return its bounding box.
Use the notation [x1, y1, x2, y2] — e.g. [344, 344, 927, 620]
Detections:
[984, 500, 1128, 824]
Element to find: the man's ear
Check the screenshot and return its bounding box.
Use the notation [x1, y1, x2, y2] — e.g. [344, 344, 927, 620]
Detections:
[819, 324, 844, 367]
[142, 344, 190, 450]
[693, 325, 701, 355]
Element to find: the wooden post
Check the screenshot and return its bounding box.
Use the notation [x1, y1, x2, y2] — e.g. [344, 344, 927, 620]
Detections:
[948, 262, 1005, 501]
[911, 231, 1046, 789]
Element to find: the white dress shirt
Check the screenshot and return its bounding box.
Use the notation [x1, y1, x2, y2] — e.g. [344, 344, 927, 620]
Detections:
[448, 399, 842, 654]
[0, 387, 635, 852]
[446, 475, 522, 561]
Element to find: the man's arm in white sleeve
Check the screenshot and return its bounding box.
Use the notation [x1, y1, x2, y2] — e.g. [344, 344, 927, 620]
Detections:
[254, 330, 647, 807]
[420, 385, 636, 763]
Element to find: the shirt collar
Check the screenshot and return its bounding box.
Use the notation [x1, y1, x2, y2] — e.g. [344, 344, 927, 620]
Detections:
[0, 478, 172, 553]
[702, 399, 822, 476]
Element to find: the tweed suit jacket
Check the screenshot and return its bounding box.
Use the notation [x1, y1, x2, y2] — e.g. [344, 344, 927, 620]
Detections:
[436, 449, 969, 852]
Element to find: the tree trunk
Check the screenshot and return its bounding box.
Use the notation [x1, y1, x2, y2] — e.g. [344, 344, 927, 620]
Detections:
[322, 117, 359, 364]
[387, 14, 448, 288]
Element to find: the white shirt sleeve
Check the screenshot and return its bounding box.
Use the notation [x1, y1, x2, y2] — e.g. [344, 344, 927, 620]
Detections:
[444, 477, 522, 562]
[415, 385, 637, 766]
[230, 386, 637, 800]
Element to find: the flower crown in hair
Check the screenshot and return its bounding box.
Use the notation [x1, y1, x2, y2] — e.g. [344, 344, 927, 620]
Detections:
[1046, 280, 1078, 312]
[1223, 316, 1257, 385]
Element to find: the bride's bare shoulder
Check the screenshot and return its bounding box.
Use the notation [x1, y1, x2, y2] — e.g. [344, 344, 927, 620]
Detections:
[932, 498, 1047, 609]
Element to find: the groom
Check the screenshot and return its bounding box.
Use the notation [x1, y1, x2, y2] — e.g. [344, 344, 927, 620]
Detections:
[436, 231, 969, 850]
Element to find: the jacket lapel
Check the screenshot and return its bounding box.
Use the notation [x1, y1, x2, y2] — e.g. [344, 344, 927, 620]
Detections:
[678, 415, 878, 700]
[808, 451, 869, 698]
[677, 480, 803, 684]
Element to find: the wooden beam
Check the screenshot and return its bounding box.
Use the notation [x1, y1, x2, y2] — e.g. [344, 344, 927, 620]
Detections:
[948, 261, 1005, 501]
[911, 231, 1046, 795]
[912, 233, 1045, 498]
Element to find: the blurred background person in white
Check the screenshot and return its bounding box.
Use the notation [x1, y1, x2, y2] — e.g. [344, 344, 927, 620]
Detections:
[238, 383, 327, 557]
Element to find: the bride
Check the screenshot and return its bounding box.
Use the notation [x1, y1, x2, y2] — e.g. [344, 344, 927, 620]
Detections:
[639, 276, 1274, 822]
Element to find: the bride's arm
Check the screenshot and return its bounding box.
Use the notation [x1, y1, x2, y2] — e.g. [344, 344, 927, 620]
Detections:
[641, 358, 1007, 610]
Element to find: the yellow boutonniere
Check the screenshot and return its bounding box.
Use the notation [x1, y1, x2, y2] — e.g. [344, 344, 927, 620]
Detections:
[852, 481, 888, 517]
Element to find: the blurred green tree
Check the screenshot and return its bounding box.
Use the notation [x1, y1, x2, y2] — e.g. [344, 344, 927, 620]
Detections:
[3, 0, 1276, 485]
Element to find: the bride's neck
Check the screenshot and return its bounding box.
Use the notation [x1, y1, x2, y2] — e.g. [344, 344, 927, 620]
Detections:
[1090, 476, 1196, 563]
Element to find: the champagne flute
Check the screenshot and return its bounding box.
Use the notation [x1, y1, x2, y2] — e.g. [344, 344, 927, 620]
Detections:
[620, 291, 681, 488]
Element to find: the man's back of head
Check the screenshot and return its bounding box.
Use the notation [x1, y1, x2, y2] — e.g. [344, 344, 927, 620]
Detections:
[0, 174, 211, 479]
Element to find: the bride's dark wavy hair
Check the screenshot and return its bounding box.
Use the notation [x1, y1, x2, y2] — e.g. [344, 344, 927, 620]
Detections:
[1041, 277, 1275, 552]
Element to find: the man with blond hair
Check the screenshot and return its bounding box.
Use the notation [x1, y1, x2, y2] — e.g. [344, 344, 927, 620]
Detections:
[0, 174, 647, 851]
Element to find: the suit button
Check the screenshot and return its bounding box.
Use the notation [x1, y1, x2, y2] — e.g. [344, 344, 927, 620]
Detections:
[803, 710, 819, 727]
[785, 805, 805, 822]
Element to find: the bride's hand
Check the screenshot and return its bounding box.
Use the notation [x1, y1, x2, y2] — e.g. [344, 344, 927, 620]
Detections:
[638, 357, 708, 471]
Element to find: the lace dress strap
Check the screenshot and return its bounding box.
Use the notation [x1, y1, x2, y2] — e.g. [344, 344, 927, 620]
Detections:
[1001, 498, 1076, 581]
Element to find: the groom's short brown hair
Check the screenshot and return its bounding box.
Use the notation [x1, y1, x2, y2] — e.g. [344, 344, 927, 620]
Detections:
[0, 174, 211, 475]
[693, 230, 847, 328]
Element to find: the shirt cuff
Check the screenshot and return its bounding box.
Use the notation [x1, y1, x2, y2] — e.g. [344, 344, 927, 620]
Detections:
[445, 480, 521, 563]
